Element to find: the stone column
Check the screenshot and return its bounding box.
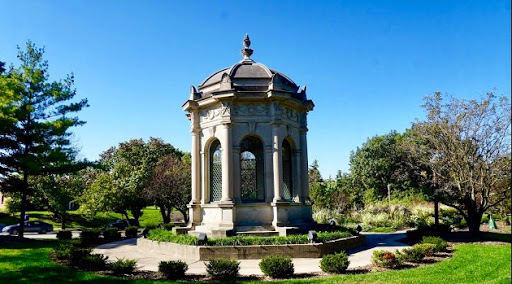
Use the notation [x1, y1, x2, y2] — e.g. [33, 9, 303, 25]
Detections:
[221, 123, 233, 203]
[190, 130, 200, 204]
[293, 150, 302, 202]
[264, 145, 274, 203]
[272, 124, 283, 202]
[299, 127, 310, 202]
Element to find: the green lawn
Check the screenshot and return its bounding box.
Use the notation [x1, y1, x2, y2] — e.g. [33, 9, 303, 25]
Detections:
[0, 207, 164, 230]
[0, 240, 509, 284]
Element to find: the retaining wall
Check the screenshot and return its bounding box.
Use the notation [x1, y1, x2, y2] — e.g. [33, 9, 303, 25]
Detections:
[137, 235, 365, 260]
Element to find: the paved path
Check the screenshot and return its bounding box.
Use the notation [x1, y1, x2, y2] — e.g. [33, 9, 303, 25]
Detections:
[93, 231, 410, 276]
[0, 231, 81, 239]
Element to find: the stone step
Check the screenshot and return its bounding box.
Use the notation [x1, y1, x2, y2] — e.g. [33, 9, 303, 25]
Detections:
[235, 230, 279, 237]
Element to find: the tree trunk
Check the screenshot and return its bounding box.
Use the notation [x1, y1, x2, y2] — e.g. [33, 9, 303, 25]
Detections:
[61, 214, 66, 230]
[178, 209, 189, 223]
[18, 174, 28, 238]
[159, 205, 171, 224]
[466, 210, 483, 235]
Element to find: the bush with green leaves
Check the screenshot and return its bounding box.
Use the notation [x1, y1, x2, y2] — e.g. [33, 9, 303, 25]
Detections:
[413, 243, 437, 257]
[80, 229, 101, 246]
[125, 226, 138, 238]
[162, 223, 175, 231]
[205, 258, 240, 280]
[395, 247, 425, 263]
[147, 228, 352, 246]
[109, 258, 137, 274]
[320, 251, 350, 274]
[56, 230, 72, 240]
[371, 250, 401, 269]
[421, 236, 447, 252]
[53, 241, 78, 260]
[103, 228, 121, 241]
[259, 255, 294, 279]
[80, 253, 109, 271]
[369, 227, 395, 233]
[159, 260, 188, 280]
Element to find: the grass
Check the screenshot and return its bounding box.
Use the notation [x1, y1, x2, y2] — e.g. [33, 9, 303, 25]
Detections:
[0, 206, 164, 231]
[147, 228, 353, 246]
[0, 239, 509, 283]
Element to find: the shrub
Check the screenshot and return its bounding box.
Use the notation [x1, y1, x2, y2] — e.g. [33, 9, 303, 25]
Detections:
[69, 247, 94, 266]
[56, 230, 73, 240]
[320, 251, 350, 274]
[481, 215, 490, 223]
[159, 260, 188, 280]
[413, 243, 437, 257]
[205, 258, 240, 280]
[259, 255, 294, 279]
[80, 229, 101, 246]
[421, 236, 447, 252]
[162, 223, 175, 231]
[371, 250, 401, 269]
[80, 253, 109, 271]
[53, 241, 76, 260]
[370, 227, 395, 233]
[396, 247, 425, 263]
[125, 226, 138, 238]
[103, 227, 121, 241]
[109, 258, 137, 274]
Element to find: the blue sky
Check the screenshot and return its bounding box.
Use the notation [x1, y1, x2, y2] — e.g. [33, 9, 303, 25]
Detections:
[1, 0, 510, 178]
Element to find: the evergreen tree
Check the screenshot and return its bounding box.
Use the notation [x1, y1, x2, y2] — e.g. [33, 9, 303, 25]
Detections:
[0, 42, 88, 237]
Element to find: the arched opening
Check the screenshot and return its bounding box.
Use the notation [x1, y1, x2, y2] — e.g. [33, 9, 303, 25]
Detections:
[282, 139, 293, 200]
[209, 139, 222, 202]
[240, 136, 264, 202]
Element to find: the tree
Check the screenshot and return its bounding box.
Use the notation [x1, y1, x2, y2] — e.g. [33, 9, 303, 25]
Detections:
[0, 42, 88, 237]
[349, 131, 427, 203]
[79, 138, 178, 221]
[31, 173, 84, 230]
[408, 92, 511, 234]
[143, 153, 191, 223]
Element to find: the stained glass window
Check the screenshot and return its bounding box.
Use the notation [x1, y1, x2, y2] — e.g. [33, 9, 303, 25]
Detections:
[210, 140, 222, 202]
[240, 136, 264, 202]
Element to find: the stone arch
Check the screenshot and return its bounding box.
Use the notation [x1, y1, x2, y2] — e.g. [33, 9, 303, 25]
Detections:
[239, 135, 265, 202]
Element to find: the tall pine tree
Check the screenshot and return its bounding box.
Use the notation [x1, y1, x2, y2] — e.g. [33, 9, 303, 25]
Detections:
[0, 41, 88, 237]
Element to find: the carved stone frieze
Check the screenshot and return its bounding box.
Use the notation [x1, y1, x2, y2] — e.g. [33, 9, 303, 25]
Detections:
[233, 104, 270, 116]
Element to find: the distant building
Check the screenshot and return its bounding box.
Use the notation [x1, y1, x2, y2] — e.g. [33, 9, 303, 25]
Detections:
[182, 35, 315, 237]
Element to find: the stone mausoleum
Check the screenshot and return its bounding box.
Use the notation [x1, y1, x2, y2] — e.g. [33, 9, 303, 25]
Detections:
[182, 35, 315, 237]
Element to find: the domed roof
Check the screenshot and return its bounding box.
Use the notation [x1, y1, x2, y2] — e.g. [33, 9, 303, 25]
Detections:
[192, 35, 306, 101]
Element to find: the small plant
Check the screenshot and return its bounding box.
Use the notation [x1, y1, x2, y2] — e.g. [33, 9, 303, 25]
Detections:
[80, 253, 109, 271]
[103, 227, 121, 241]
[396, 247, 425, 263]
[56, 230, 73, 240]
[205, 258, 240, 280]
[320, 251, 350, 274]
[125, 226, 138, 238]
[259, 255, 294, 279]
[159, 260, 188, 280]
[413, 243, 437, 257]
[371, 250, 401, 269]
[109, 258, 137, 274]
[421, 236, 447, 252]
[53, 241, 76, 260]
[162, 223, 175, 231]
[370, 227, 395, 233]
[80, 229, 101, 246]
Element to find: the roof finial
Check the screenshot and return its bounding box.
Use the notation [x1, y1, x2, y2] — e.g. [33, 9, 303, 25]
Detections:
[241, 34, 253, 61]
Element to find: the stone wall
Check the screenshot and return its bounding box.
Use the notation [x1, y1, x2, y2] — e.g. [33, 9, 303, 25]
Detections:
[137, 235, 365, 261]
